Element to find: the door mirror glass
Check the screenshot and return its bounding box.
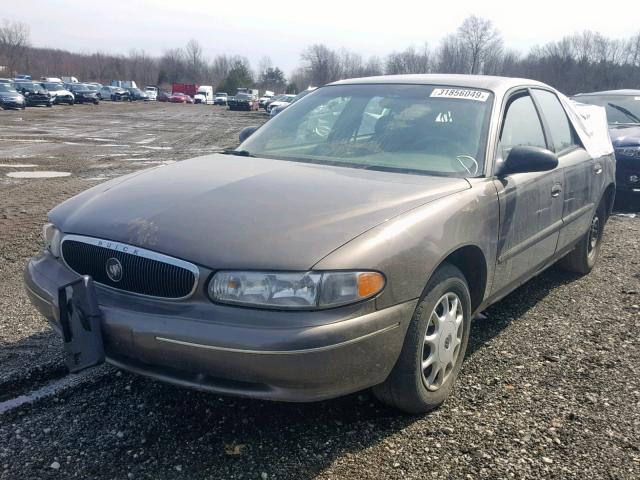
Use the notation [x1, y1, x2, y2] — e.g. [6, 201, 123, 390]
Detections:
[502, 146, 558, 174]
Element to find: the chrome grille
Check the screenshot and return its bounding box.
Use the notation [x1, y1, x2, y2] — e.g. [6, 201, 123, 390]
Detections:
[61, 235, 198, 299]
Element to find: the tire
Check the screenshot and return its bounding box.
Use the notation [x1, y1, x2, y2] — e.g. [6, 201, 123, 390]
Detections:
[373, 263, 472, 414]
[559, 205, 605, 274]
[46, 103, 53, 108]
[93, 100, 99, 105]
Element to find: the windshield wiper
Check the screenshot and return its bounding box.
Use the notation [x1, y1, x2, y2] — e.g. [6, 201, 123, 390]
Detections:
[221, 149, 254, 157]
[607, 103, 640, 124]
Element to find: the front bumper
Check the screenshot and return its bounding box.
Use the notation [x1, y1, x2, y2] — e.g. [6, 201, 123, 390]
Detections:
[24, 253, 415, 402]
[25, 96, 52, 106]
[1, 98, 25, 108]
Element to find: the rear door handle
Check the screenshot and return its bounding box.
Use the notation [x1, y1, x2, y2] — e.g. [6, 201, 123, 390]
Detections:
[551, 183, 562, 197]
[593, 163, 603, 175]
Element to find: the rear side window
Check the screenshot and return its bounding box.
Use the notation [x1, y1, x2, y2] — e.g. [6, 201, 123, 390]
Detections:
[532, 89, 580, 152]
[499, 93, 547, 159]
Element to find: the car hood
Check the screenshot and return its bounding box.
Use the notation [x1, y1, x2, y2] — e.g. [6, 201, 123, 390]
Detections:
[0, 92, 22, 99]
[50, 154, 470, 270]
[609, 124, 640, 147]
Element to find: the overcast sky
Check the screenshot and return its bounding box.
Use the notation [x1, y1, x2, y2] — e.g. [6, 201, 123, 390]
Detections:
[4, 0, 640, 74]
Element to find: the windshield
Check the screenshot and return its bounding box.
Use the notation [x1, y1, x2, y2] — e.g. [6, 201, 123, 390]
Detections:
[575, 94, 640, 125]
[240, 84, 494, 177]
[236, 93, 251, 99]
[44, 83, 64, 90]
[0, 84, 17, 93]
[216, 92, 227, 96]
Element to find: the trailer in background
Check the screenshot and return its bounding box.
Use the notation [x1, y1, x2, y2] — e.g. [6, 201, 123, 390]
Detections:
[172, 83, 199, 98]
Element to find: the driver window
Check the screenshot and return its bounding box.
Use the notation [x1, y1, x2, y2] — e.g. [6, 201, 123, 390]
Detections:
[499, 93, 547, 161]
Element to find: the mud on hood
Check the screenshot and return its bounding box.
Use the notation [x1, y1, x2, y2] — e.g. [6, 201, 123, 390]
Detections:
[50, 154, 469, 270]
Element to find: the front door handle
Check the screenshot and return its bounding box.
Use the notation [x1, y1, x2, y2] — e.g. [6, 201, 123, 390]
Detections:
[593, 163, 603, 175]
[551, 183, 562, 197]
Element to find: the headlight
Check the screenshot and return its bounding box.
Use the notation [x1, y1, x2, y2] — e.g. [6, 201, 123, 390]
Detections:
[618, 146, 640, 158]
[208, 270, 385, 309]
[42, 223, 62, 258]
[24, 91, 30, 95]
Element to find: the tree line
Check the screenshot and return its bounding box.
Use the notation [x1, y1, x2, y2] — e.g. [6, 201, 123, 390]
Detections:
[1, 16, 640, 95]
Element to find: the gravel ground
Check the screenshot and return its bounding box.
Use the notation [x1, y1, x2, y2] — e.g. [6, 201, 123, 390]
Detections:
[1, 103, 639, 479]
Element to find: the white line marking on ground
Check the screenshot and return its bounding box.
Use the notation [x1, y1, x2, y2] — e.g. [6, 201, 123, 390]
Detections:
[0, 366, 110, 415]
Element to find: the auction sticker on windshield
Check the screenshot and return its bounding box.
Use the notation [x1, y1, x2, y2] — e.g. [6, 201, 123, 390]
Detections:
[430, 88, 490, 102]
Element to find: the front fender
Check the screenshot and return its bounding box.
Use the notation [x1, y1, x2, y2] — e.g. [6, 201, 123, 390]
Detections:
[313, 179, 500, 309]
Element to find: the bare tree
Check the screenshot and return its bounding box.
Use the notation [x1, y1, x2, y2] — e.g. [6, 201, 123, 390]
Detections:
[0, 19, 30, 75]
[159, 48, 185, 84]
[456, 16, 502, 74]
[435, 35, 468, 73]
[301, 44, 343, 86]
[185, 39, 204, 82]
[386, 44, 431, 74]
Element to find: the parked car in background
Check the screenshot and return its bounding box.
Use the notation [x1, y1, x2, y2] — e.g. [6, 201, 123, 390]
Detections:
[0, 78, 16, 86]
[214, 92, 228, 105]
[144, 86, 158, 101]
[169, 92, 193, 104]
[269, 88, 317, 117]
[14, 82, 53, 107]
[14, 74, 32, 81]
[194, 85, 214, 104]
[99, 86, 131, 102]
[41, 82, 75, 105]
[228, 92, 259, 110]
[61, 76, 79, 84]
[573, 89, 640, 199]
[266, 94, 296, 114]
[157, 91, 171, 102]
[24, 75, 616, 414]
[67, 84, 99, 104]
[40, 77, 63, 83]
[0, 83, 25, 109]
[127, 88, 149, 101]
[263, 93, 286, 111]
[258, 91, 275, 108]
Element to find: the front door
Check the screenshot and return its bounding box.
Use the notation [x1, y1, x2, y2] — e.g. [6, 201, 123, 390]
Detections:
[491, 90, 564, 295]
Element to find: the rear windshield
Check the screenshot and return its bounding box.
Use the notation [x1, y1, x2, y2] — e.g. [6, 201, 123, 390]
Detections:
[240, 83, 494, 177]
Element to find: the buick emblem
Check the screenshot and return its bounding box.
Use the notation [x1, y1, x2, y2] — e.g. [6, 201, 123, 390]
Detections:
[106, 257, 123, 282]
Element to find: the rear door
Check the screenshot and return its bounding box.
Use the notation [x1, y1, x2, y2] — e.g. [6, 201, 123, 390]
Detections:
[530, 88, 595, 252]
[491, 90, 564, 295]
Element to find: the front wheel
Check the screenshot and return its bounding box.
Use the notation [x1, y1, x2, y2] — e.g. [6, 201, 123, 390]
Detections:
[373, 263, 471, 414]
[559, 206, 605, 274]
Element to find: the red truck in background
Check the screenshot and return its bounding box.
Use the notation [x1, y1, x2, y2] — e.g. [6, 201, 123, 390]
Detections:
[172, 83, 199, 97]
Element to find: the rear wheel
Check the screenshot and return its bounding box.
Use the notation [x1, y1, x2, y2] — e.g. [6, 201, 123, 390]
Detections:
[373, 264, 471, 414]
[559, 205, 605, 274]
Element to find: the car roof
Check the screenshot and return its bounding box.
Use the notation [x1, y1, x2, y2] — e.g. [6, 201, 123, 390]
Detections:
[329, 74, 550, 95]
[573, 89, 640, 96]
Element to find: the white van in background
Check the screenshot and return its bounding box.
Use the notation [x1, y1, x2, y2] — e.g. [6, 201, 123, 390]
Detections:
[194, 85, 214, 104]
[61, 76, 79, 84]
[144, 86, 158, 101]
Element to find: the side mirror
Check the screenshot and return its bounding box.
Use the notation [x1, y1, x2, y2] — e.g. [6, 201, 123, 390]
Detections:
[239, 126, 259, 143]
[501, 146, 558, 175]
